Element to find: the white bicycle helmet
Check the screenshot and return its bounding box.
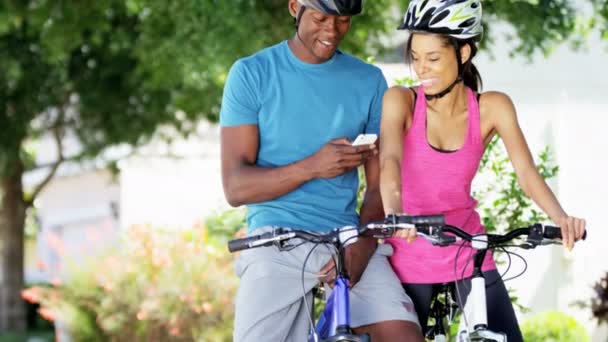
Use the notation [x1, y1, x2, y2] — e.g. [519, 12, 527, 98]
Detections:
[398, 0, 483, 41]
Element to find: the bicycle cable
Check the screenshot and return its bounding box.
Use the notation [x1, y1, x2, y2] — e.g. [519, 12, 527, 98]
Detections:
[300, 235, 341, 339]
[301, 241, 323, 338]
[499, 249, 528, 283]
[454, 240, 471, 329]
[451, 238, 532, 334]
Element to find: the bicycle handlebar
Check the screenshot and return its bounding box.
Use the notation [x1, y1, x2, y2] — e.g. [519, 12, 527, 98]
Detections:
[227, 214, 587, 253]
[227, 229, 323, 253]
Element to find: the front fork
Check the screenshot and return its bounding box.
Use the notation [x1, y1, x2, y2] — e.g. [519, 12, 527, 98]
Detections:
[457, 241, 506, 342]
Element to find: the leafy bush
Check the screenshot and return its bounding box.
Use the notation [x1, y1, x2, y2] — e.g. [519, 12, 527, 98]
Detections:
[475, 138, 558, 233]
[575, 271, 608, 326]
[521, 311, 589, 342]
[590, 272, 608, 325]
[24, 222, 239, 341]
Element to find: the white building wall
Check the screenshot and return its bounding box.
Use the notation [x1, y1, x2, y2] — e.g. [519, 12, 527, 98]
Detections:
[118, 122, 228, 229]
[32, 170, 120, 282]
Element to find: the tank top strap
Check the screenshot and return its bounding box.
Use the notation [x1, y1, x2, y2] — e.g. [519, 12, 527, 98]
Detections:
[410, 86, 427, 132]
[466, 87, 482, 145]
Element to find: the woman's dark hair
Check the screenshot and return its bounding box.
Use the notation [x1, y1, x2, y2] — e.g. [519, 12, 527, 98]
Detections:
[405, 33, 483, 92]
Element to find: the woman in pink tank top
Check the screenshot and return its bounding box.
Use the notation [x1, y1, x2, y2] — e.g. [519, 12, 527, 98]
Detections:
[378, 1, 587, 340]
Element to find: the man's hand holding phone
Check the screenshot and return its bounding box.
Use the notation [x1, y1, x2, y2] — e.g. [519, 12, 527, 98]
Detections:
[306, 135, 378, 179]
[351, 133, 377, 146]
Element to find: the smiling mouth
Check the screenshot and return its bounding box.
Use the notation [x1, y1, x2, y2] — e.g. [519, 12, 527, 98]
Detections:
[318, 40, 336, 48]
[420, 79, 437, 87]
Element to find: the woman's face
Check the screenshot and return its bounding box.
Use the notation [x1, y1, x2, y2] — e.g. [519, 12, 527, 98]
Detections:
[409, 33, 462, 95]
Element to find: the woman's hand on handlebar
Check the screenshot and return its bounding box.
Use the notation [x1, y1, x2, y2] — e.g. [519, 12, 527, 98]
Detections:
[555, 215, 586, 250]
[385, 213, 417, 243]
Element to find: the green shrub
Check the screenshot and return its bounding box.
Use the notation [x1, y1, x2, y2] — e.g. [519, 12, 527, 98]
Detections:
[521, 311, 589, 342]
[590, 272, 608, 325]
[29, 223, 238, 341]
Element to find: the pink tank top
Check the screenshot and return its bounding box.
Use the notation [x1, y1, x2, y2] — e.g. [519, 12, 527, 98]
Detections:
[386, 86, 496, 284]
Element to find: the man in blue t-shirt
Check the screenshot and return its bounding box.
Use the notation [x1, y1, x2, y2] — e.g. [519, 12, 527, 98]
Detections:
[220, 1, 422, 341]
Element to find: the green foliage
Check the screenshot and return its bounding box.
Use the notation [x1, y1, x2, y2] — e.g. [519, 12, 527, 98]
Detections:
[0, 331, 54, 342]
[27, 224, 238, 341]
[474, 137, 559, 234]
[393, 76, 418, 87]
[521, 311, 589, 341]
[575, 271, 608, 326]
[592, 0, 608, 41]
[204, 208, 247, 246]
[590, 272, 608, 325]
[481, 0, 578, 58]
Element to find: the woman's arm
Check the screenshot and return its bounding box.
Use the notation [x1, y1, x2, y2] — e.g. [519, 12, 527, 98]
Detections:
[379, 86, 416, 240]
[484, 91, 586, 249]
[380, 86, 412, 214]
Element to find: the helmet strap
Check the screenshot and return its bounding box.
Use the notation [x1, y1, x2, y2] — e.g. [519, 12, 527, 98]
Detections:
[293, 5, 326, 62]
[425, 44, 465, 101]
[294, 5, 306, 28]
[424, 75, 463, 101]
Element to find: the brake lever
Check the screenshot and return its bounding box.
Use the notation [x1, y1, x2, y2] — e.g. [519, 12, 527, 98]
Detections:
[418, 231, 459, 246]
[525, 223, 544, 248]
[267, 228, 299, 251]
[540, 239, 562, 246]
[517, 238, 561, 250]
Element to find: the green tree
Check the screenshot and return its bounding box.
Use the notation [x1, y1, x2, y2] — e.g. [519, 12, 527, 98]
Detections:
[0, 0, 605, 332]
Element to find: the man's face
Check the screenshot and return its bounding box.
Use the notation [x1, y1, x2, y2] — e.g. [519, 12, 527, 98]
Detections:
[291, 2, 352, 63]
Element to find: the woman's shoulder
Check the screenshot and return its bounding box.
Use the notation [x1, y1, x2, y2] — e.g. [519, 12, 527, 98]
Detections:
[478, 90, 514, 108]
[384, 85, 417, 104]
[478, 90, 517, 127]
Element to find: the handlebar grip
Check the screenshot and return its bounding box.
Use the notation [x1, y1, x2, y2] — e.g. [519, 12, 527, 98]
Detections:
[543, 225, 587, 240]
[407, 215, 445, 226]
[543, 225, 560, 239]
[228, 232, 272, 253]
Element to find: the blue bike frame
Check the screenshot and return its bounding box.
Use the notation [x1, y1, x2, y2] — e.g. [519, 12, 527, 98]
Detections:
[311, 277, 350, 340]
[307, 238, 369, 342]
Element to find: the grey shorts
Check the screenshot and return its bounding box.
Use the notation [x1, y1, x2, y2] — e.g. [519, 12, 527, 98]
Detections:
[233, 227, 420, 342]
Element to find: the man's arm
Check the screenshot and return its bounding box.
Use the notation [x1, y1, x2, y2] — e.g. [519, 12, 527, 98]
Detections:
[221, 125, 375, 207]
[360, 153, 384, 224]
[343, 152, 383, 287]
[221, 125, 313, 206]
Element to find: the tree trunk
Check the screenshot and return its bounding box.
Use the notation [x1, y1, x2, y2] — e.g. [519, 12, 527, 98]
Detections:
[0, 155, 26, 332]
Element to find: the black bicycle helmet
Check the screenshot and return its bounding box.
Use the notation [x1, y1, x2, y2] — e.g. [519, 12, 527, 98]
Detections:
[398, 0, 483, 41]
[297, 0, 363, 16]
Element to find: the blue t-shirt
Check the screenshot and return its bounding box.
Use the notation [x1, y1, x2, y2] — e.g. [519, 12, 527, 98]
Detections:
[220, 40, 387, 232]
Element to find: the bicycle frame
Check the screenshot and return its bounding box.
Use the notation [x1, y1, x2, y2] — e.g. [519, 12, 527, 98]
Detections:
[309, 231, 369, 342]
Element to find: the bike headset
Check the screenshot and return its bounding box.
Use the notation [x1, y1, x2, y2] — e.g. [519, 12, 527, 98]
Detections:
[398, 0, 483, 100]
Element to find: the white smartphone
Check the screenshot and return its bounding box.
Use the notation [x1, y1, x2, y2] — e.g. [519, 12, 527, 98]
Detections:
[352, 133, 377, 146]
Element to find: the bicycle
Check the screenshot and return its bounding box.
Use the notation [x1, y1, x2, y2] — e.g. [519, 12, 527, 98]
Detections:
[383, 214, 588, 342]
[227, 214, 445, 342]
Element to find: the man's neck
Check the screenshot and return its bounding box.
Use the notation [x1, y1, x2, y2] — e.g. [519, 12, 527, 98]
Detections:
[287, 35, 330, 64]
